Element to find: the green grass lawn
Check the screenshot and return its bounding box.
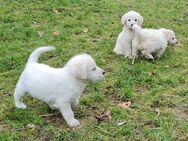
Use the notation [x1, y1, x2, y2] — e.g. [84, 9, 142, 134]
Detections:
[0, 0, 188, 140]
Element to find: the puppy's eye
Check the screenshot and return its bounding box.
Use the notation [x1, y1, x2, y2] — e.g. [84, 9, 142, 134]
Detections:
[128, 19, 131, 22]
[172, 37, 174, 40]
[92, 68, 96, 71]
[135, 19, 137, 22]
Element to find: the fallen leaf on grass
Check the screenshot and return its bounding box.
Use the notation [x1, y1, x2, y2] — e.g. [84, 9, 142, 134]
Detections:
[52, 8, 59, 14]
[95, 110, 112, 122]
[179, 134, 188, 141]
[27, 123, 36, 128]
[148, 71, 156, 77]
[31, 21, 40, 28]
[83, 28, 89, 33]
[164, 65, 170, 68]
[117, 101, 131, 109]
[52, 31, 60, 36]
[154, 109, 160, 119]
[91, 38, 100, 42]
[117, 121, 126, 126]
[38, 31, 45, 38]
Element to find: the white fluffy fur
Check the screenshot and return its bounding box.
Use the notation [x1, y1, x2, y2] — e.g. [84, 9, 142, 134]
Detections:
[113, 11, 143, 58]
[132, 24, 178, 60]
[14, 46, 105, 127]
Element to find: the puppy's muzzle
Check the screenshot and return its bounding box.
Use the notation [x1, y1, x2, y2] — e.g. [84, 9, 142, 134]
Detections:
[174, 42, 178, 47]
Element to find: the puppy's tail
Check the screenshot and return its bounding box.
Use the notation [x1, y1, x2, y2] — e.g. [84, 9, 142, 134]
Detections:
[132, 24, 143, 39]
[28, 46, 55, 63]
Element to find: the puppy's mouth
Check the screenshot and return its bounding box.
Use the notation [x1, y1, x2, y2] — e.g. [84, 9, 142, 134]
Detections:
[129, 27, 133, 30]
[169, 43, 178, 48]
[172, 42, 178, 47]
[174, 43, 178, 48]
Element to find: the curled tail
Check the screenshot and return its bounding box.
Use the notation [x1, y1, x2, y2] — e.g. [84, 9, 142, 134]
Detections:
[28, 46, 55, 63]
[132, 24, 143, 39]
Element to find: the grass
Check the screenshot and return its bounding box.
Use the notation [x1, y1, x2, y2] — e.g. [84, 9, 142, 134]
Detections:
[0, 0, 188, 140]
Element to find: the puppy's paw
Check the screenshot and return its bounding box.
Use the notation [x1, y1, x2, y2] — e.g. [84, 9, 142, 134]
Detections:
[16, 103, 27, 109]
[68, 119, 80, 127]
[49, 104, 58, 110]
[132, 24, 140, 30]
[125, 55, 133, 59]
[128, 56, 134, 59]
[148, 57, 154, 61]
[132, 24, 137, 29]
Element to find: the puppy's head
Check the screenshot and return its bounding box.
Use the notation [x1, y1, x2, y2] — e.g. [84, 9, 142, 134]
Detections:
[121, 11, 143, 30]
[67, 54, 105, 81]
[160, 28, 178, 47]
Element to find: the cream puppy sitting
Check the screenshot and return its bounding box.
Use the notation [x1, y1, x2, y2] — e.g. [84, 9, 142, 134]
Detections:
[132, 24, 178, 61]
[113, 11, 143, 58]
[14, 47, 105, 127]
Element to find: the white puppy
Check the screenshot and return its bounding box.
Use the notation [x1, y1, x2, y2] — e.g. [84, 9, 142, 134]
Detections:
[132, 24, 178, 60]
[14, 47, 105, 127]
[113, 11, 143, 58]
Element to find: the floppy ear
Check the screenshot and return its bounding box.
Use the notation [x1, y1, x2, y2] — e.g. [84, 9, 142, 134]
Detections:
[138, 15, 144, 26]
[121, 13, 127, 25]
[70, 61, 87, 79]
[161, 29, 172, 41]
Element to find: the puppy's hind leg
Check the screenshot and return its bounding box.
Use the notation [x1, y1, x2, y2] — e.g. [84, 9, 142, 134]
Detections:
[141, 50, 154, 61]
[14, 84, 27, 109]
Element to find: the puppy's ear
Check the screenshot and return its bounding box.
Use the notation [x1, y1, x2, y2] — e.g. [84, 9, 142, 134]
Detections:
[138, 15, 144, 26]
[121, 13, 127, 25]
[70, 61, 87, 79]
[160, 29, 172, 41]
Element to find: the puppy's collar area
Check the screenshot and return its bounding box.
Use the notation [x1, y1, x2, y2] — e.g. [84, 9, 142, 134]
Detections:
[63, 66, 87, 84]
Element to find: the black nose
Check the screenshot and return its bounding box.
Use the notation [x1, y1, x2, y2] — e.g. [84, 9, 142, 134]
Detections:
[102, 71, 105, 75]
[131, 24, 134, 27]
[176, 41, 178, 44]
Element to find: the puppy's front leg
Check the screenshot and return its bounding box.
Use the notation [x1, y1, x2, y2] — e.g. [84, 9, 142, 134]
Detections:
[59, 102, 80, 127]
[132, 38, 139, 59]
[154, 48, 165, 59]
[125, 43, 132, 59]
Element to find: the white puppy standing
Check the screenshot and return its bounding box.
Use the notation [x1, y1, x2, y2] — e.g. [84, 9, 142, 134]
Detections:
[113, 11, 143, 58]
[14, 47, 105, 127]
[132, 24, 178, 61]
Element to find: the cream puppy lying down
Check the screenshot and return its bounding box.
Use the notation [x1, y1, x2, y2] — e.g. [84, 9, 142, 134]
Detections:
[14, 47, 105, 127]
[132, 24, 178, 60]
[113, 11, 143, 58]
